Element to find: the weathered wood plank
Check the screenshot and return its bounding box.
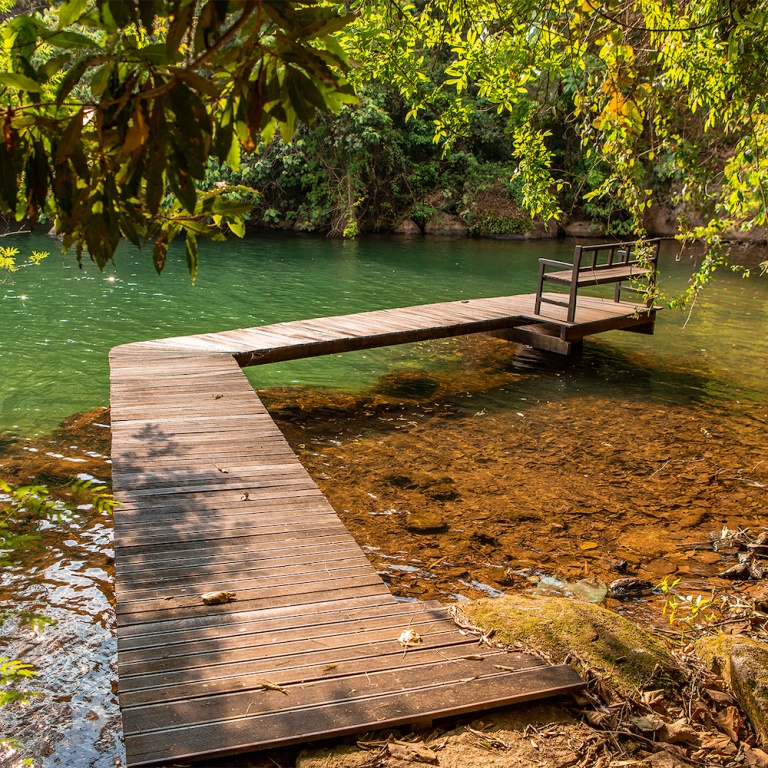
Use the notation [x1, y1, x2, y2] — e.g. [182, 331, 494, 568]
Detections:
[123, 664, 583, 766]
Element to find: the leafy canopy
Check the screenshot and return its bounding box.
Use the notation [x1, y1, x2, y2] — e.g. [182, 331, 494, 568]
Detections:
[1, 0, 767, 289]
[0, 0, 356, 279]
[341, 0, 768, 288]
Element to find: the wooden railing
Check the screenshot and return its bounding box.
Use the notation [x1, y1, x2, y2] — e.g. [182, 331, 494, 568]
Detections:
[534, 239, 661, 322]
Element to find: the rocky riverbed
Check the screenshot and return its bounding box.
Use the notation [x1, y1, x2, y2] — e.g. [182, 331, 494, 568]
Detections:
[1, 334, 767, 767]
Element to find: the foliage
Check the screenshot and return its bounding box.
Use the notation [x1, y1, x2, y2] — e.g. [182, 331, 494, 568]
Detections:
[201, 84, 522, 235]
[659, 575, 718, 640]
[341, 0, 768, 282]
[0, 0, 357, 277]
[1, 0, 766, 285]
[0, 244, 47, 283]
[0, 657, 39, 707]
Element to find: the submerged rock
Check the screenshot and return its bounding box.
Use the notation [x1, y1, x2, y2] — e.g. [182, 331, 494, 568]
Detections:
[609, 577, 655, 598]
[719, 562, 753, 580]
[403, 510, 448, 534]
[374, 369, 440, 398]
[458, 594, 682, 697]
[534, 575, 608, 603]
[696, 634, 768, 744]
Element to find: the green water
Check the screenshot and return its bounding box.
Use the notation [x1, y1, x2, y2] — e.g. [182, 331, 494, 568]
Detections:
[1, 232, 766, 436]
[1, 231, 767, 768]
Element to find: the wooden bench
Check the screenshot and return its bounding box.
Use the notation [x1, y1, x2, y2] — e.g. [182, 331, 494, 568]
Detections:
[535, 239, 661, 323]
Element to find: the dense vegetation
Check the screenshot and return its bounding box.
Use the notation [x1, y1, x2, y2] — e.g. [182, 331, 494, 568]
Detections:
[0, 0, 766, 289]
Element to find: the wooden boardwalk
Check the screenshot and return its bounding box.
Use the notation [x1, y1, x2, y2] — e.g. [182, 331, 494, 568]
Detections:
[111, 293, 656, 766]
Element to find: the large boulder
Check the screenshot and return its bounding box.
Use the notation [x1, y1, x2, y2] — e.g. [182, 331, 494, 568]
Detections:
[695, 634, 768, 744]
[393, 218, 422, 235]
[564, 219, 607, 238]
[423, 211, 468, 236]
[458, 595, 682, 697]
[644, 203, 679, 236]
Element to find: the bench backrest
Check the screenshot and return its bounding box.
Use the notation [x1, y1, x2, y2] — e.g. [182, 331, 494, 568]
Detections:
[575, 239, 661, 272]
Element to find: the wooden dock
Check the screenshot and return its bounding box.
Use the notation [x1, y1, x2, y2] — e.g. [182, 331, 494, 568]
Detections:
[110, 293, 656, 766]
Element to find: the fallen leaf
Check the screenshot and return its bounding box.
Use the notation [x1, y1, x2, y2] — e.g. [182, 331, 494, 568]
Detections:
[659, 718, 700, 745]
[322, 663, 339, 673]
[256, 680, 288, 695]
[398, 628, 422, 647]
[744, 745, 768, 768]
[584, 710, 610, 727]
[640, 689, 665, 709]
[629, 714, 665, 733]
[703, 685, 734, 705]
[580, 541, 598, 550]
[714, 706, 744, 742]
[201, 590, 236, 605]
[387, 742, 438, 764]
[700, 734, 737, 755]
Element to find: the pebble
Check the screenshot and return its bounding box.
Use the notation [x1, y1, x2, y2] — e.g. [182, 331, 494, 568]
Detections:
[718, 563, 752, 580]
[608, 577, 655, 598]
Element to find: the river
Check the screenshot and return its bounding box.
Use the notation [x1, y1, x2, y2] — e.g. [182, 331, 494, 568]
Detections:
[0, 232, 766, 767]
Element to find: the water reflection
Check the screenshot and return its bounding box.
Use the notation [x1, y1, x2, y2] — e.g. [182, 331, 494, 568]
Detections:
[0, 513, 122, 768]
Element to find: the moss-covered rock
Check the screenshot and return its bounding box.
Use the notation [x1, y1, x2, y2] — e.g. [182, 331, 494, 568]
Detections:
[695, 634, 768, 744]
[458, 595, 682, 698]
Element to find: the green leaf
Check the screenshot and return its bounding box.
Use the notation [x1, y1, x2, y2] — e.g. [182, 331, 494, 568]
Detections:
[55, 109, 85, 165]
[176, 69, 220, 99]
[107, 0, 135, 28]
[44, 30, 98, 50]
[56, 57, 90, 103]
[0, 72, 40, 91]
[39, 54, 73, 81]
[185, 231, 198, 283]
[165, 3, 193, 59]
[137, 43, 169, 66]
[57, 0, 88, 29]
[90, 62, 113, 98]
[227, 217, 245, 237]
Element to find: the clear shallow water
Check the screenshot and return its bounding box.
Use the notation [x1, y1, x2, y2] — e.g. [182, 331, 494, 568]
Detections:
[1, 232, 765, 437]
[0, 232, 766, 768]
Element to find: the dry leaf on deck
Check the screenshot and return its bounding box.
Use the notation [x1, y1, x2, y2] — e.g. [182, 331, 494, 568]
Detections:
[256, 680, 288, 695]
[398, 628, 423, 647]
[201, 591, 235, 605]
